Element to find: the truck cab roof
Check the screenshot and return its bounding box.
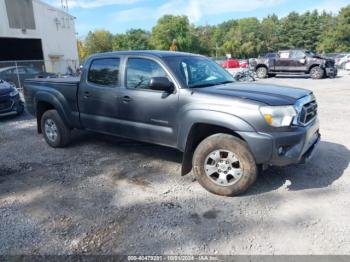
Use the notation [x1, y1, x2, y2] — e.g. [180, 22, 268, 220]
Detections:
[88, 50, 203, 59]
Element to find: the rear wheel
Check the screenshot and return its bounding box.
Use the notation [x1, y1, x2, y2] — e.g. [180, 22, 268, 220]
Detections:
[310, 66, 324, 79]
[256, 67, 268, 78]
[41, 110, 71, 148]
[192, 134, 257, 196]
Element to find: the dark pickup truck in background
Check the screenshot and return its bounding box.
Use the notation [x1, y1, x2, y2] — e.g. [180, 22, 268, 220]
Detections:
[255, 49, 337, 79]
[23, 51, 320, 196]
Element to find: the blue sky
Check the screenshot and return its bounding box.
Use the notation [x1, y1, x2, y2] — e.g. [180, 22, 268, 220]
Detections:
[45, 0, 350, 37]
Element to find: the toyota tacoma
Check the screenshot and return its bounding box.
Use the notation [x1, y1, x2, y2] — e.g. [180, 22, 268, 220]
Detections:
[23, 51, 320, 196]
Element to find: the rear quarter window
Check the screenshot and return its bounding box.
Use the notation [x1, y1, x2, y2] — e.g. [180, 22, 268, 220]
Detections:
[88, 58, 120, 87]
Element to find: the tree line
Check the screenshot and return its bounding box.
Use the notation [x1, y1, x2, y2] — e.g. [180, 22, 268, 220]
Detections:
[78, 5, 350, 61]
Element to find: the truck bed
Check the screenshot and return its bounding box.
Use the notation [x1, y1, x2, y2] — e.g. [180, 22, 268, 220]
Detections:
[23, 77, 81, 128]
[25, 76, 80, 85]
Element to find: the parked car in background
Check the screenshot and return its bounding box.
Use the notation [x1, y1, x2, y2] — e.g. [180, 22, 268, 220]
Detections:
[0, 79, 24, 116]
[255, 49, 337, 79]
[239, 60, 248, 68]
[220, 59, 240, 69]
[24, 51, 320, 196]
[335, 53, 350, 69]
[345, 60, 350, 71]
[0, 66, 56, 89]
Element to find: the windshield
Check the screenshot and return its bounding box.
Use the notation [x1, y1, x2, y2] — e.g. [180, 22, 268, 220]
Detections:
[305, 51, 316, 57]
[180, 57, 234, 88]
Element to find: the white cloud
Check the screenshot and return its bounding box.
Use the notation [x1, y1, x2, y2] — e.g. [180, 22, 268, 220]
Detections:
[47, 0, 142, 9]
[113, 7, 151, 22]
[111, 0, 285, 23]
[313, 0, 349, 14]
[160, 0, 285, 21]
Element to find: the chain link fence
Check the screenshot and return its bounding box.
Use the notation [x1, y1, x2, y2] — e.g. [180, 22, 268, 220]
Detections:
[0, 59, 79, 91]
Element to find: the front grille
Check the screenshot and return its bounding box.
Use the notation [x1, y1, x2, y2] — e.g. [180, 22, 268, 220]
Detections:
[299, 100, 317, 125]
[326, 60, 335, 67]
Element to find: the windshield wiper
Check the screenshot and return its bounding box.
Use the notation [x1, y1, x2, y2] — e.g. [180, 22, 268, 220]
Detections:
[189, 80, 234, 88]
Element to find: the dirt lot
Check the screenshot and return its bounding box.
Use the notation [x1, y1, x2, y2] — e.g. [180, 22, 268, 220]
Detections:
[0, 71, 349, 255]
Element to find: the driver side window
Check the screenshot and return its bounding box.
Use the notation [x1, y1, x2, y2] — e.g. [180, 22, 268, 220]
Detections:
[126, 58, 167, 90]
[291, 50, 305, 59]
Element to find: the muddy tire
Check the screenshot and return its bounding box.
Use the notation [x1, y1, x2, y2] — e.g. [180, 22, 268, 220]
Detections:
[192, 134, 257, 196]
[41, 110, 71, 148]
[256, 66, 268, 78]
[310, 66, 324, 79]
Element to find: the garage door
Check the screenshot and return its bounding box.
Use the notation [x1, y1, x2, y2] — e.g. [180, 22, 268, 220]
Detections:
[0, 38, 44, 61]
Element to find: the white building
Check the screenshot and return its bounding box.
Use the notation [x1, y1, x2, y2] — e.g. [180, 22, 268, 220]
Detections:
[0, 0, 79, 74]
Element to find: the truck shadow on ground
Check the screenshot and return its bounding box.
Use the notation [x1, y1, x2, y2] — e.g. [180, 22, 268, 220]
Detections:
[246, 141, 349, 195]
[70, 131, 348, 196]
[69, 129, 183, 164]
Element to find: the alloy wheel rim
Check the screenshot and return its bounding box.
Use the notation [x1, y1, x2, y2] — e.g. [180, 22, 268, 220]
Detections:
[204, 149, 243, 187]
[44, 118, 58, 142]
[257, 68, 266, 78]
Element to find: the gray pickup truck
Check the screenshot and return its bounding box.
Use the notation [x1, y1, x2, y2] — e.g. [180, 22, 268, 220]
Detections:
[23, 51, 320, 196]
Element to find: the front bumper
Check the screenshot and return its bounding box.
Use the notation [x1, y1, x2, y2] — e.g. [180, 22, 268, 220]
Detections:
[0, 94, 22, 115]
[325, 67, 337, 77]
[237, 118, 320, 166]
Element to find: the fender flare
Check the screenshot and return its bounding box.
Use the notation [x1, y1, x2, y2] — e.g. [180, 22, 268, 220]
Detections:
[34, 91, 73, 128]
[177, 110, 256, 175]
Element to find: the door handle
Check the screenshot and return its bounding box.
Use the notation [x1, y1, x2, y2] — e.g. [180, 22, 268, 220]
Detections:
[122, 96, 132, 103]
[83, 91, 90, 98]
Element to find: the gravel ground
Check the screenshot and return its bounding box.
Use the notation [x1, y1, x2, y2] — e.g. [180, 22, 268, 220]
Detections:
[0, 71, 349, 255]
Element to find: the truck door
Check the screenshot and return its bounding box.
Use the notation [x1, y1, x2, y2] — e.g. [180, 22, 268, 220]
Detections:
[290, 50, 307, 72]
[117, 57, 179, 147]
[78, 57, 121, 133]
[275, 51, 293, 71]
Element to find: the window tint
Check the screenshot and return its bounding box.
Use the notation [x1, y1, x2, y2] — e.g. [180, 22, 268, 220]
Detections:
[26, 67, 40, 74]
[88, 58, 120, 86]
[180, 57, 233, 87]
[291, 50, 305, 59]
[265, 53, 278, 59]
[14, 68, 27, 74]
[127, 58, 167, 89]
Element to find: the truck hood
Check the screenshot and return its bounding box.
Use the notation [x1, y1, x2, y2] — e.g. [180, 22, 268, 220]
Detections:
[193, 83, 311, 106]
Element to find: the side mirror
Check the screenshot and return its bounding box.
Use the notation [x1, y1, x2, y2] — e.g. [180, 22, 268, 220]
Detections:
[149, 77, 174, 92]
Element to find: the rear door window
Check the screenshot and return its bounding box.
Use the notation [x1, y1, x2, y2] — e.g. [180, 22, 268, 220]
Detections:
[279, 51, 290, 59]
[88, 58, 120, 87]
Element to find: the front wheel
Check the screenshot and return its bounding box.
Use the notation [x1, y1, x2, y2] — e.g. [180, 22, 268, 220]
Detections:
[192, 134, 257, 196]
[256, 67, 268, 78]
[41, 110, 71, 148]
[310, 66, 324, 79]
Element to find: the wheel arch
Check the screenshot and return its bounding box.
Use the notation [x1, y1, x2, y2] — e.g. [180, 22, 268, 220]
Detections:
[255, 64, 268, 71]
[180, 121, 253, 176]
[35, 92, 72, 133]
[307, 63, 322, 73]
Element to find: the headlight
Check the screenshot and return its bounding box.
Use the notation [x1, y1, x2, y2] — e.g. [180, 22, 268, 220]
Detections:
[260, 105, 297, 127]
[9, 89, 19, 97]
